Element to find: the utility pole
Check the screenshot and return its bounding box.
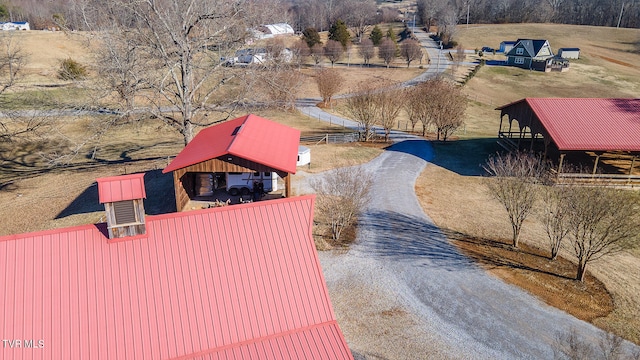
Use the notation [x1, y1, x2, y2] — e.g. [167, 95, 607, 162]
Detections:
[413, 14, 416, 35]
[467, 1, 470, 29]
[437, 41, 442, 70]
[617, 2, 625, 28]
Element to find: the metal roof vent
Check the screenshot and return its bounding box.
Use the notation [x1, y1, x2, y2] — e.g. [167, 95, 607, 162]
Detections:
[96, 173, 147, 240]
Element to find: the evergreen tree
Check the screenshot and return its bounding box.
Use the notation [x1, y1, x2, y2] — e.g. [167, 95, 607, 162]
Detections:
[386, 26, 397, 42]
[369, 25, 383, 46]
[0, 4, 8, 21]
[328, 19, 350, 49]
[302, 27, 322, 48]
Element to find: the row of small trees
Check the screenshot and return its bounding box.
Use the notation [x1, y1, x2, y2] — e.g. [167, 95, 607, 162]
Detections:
[302, 22, 424, 68]
[339, 77, 467, 142]
[484, 152, 640, 282]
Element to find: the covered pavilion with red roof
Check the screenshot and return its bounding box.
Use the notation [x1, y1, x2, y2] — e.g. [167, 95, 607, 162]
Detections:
[497, 98, 640, 185]
[163, 114, 300, 211]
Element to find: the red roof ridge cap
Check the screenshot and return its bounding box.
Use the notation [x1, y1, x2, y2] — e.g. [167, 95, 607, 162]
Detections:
[168, 320, 340, 360]
[0, 223, 105, 243]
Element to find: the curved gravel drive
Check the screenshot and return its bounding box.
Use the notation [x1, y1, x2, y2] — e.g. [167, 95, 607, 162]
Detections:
[296, 28, 640, 359]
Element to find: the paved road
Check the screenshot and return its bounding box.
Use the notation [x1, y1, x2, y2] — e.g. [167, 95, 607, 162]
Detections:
[298, 28, 640, 359]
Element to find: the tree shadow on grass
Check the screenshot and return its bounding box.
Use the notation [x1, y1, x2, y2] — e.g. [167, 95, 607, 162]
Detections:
[385, 139, 435, 162]
[56, 169, 176, 219]
[359, 209, 574, 280]
[443, 228, 575, 280]
[429, 138, 502, 176]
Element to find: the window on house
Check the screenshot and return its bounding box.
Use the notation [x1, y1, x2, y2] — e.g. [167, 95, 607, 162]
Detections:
[112, 200, 137, 225]
[516, 48, 524, 55]
[515, 57, 525, 64]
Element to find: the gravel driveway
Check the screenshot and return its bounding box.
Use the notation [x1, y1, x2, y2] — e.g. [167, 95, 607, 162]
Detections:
[296, 29, 640, 359]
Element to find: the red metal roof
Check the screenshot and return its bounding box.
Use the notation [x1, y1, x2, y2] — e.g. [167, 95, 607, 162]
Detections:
[163, 114, 300, 174]
[0, 195, 352, 360]
[498, 98, 640, 151]
[96, 173, 147, 203]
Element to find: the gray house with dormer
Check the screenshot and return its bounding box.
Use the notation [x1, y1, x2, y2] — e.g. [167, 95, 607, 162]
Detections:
[506, 39, 554, 71]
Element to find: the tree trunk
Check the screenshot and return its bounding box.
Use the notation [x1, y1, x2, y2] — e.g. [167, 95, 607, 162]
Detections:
[183, 120, 194, 146]
[512, 225, 520, 248]
[576, 260, 587, 282]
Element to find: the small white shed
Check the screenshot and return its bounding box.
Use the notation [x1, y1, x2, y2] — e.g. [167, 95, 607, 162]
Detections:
[558, 48, 580, 59]
[297, 146, 311, 167]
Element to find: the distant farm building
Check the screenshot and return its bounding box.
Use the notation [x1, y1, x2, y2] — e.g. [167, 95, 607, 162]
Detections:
[252, 23, 295, 39]
[497, 98, 640, 186]
[297, 145, 311, 167]
[0, 21, 29, 31]
[558, 48, 580, 59]
[163, 114, 300, 211]
[499, 41, 516, 53]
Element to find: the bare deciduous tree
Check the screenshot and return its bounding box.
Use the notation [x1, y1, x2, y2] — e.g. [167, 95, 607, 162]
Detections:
[310, 166, 372, 242]
[403, 87, 422, 134]
[338, 0, 377, 43]
[564, 187, 640, 281]
[375, 87, 404, 142]
[344, 81, 379, 141]
[310, 43, 324, 65]
[324, 39, 344, 67]
[422, 78, 466, 141]
[358, 38, 375, 66]
[315, 68, 344, 106]
[289, 38, 309, 68]
[400, 39, 423, 68]
[0, 33, 49, 142]
[484, 151, 546, 248]
[599, 332, 625, 360]
[378, 38, 397, 68]
[553, 328, 595, 360]
[540, 186, 572, 260]
[258, 67, 306, 110]
[264, 37, 287, 64]
[87, 0, 264, 146]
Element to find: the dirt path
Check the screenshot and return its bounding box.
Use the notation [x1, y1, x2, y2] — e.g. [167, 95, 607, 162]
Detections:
[298, 28, 640, 359]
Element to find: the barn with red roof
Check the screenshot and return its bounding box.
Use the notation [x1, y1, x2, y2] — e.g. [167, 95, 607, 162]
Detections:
[0, 178, 353, 359]
[163, 114, 300, 211]
[497, 98, 640, 184]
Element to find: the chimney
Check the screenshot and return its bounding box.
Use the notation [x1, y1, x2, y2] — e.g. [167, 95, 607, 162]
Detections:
[96, 173, 147, 240]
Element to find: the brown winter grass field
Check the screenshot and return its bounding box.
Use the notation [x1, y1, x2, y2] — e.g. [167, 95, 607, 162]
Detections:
[1, 23, 640, 345]
[415, 23, 640, 345]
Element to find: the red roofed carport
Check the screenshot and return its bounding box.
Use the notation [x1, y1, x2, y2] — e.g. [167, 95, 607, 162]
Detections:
[497, 98, 640, 186]
[163, 114, 300, 211]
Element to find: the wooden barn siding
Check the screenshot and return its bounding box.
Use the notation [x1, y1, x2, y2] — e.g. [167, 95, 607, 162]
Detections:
[172, 156, 290, 211]
[104, 199, 146, 239]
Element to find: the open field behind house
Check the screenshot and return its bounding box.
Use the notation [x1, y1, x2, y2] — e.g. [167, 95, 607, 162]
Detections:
[408, 24, 640, 345]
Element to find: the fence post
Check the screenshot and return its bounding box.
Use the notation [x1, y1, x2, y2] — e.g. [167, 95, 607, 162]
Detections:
[325, 134, 329, 144]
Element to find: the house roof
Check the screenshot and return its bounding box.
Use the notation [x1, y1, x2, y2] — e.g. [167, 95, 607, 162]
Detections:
[506, 39, 551, 58]
[163, 114, 300, 174]
[497, 98, 640, 152]
[0, 195, 353, 360]
[96, 173, 147, 203]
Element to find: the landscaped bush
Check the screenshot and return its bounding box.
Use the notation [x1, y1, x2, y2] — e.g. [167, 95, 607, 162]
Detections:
[58, 58, 87, 80]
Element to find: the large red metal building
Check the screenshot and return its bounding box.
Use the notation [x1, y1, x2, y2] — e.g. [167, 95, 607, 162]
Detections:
[0, 176, 352, 359]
